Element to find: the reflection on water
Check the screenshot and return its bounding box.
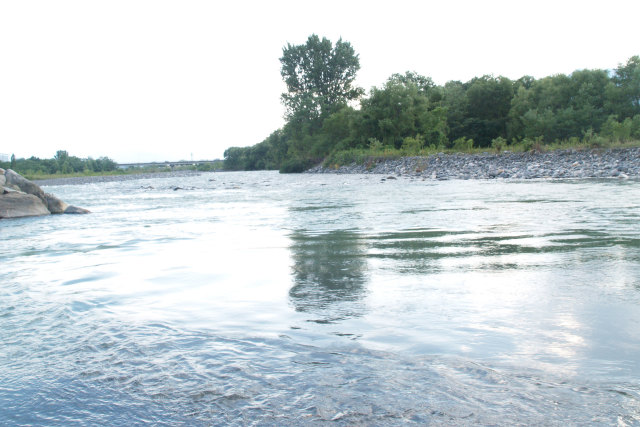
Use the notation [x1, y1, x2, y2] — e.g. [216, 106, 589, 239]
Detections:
[289, 230, 368, 323]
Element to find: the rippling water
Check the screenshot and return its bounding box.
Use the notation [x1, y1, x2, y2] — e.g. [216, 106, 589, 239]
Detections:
[2, 172, 640, 425]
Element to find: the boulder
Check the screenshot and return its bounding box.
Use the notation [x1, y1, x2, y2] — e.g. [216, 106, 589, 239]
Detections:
[44, 193, 69, 214]
[1, 169, 89, 219]
[0, 192, 51, 219]
[4, 169, 46, 203]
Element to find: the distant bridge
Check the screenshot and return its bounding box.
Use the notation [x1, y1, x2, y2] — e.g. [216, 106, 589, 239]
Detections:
[117, 160, 221, 169]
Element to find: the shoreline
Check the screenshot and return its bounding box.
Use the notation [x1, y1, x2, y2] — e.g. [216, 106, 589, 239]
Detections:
[29, 147, 640, 185]
[307, 147, 640, 180]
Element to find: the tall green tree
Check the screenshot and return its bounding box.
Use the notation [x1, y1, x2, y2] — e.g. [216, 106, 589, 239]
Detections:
[280, 34, 364, 120]
[279, 35, 364, 161]
[458, 76, 514, 147]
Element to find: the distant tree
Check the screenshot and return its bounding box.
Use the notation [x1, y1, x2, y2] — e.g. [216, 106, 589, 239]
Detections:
[508, 69, 610, 142]
[461, 75, 514, 147]
[223, 147, 248, 171]
[442, 80, 467, 143]
[387, 71, 437, 97]
[359, 74, 447, 148]
[10, 153, 16, 169]
[610, 56, 640, 118]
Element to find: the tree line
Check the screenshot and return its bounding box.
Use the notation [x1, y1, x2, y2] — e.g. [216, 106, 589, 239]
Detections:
[224, 35, 640, 172]
[1, 150, 118, 175]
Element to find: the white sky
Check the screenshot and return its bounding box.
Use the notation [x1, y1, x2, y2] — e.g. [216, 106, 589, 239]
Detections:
[1, 0, 639, 163]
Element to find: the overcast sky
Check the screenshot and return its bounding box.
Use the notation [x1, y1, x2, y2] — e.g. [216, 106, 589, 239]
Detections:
[1, 0, 639, 163]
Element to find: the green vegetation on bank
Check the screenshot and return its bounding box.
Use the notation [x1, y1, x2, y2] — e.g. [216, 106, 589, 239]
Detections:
[322, 136, 640, 170]
[1, 151, 123, 180]
[1, 150, 118, 177]
[223, 34, 640, 172]
[0, 150, 224, 181]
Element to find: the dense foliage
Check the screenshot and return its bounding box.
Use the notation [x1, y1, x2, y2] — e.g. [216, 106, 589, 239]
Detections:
[224, 37, 640, 172]
[0, 150, 118, 175]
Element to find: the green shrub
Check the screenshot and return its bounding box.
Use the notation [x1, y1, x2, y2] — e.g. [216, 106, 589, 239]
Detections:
[582, 128, 595, 144]
[452, 137, 473, 152]
[601, 115, 632, 142]
[568, 136, 580, 145]
[368, 138, 383, 151]
[589, 135, 609, 149]
[279, 158, 314, 173]
[401, 135, 424, 155]
[632, 115, 640, 138]
[491, 136, 507, 152]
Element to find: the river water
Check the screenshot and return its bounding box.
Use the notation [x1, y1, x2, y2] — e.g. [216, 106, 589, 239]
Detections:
[2, 171, 640, 425]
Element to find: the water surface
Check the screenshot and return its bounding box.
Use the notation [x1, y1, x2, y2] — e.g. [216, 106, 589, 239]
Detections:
[2, 172, 639, 425]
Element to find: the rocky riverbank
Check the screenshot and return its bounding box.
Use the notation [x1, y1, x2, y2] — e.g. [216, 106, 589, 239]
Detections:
[307, 147, 640, 180]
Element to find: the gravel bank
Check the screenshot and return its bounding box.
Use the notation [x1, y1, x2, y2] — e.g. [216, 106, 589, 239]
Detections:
[33, 171, 203, 186]
[307, 147, 640, 180]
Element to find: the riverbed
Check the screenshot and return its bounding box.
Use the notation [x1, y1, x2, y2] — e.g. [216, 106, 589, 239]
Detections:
[2, 172, 639, 425]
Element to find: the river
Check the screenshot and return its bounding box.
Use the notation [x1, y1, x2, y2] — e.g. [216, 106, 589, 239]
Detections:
[2, 171, 639, 425]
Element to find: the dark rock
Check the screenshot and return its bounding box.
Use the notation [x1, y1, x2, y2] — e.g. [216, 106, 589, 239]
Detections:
[0, 192, 50, 218]
[64, 205, 90, 214]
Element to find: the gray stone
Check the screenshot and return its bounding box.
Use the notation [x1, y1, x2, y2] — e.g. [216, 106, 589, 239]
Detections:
[4, 169, 46, 202]
[64, 205, 90, 214]
[3, 186, 18, 194]
[0, 173, 5, 188]
[0, 192, 50, 218]
[306, 147, 640, 181]
[44, 193, 69, 214]
[1, 170, 89, 219]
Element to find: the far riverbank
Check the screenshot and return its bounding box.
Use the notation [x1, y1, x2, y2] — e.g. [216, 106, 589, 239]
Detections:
[307, 147, 640, 180]
[33, 170, 203, 186]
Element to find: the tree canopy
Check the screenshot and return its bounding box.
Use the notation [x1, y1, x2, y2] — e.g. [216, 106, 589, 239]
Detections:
[280, 34, 364, 119]
[223, 39, 640, 172]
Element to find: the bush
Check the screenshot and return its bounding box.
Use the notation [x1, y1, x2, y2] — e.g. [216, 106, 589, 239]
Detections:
[279, 158, 314, 173]
[632, 115, 640, 138]
[601, 115, 632, 142]
[491, 136, 507, 152]
[582, 128, 595, 144]
[324, 150, 360, 167]
[589, 135, 609, 149]
[452, 137, 473, 152]
[401, 135, 424, 155]
[368, 138, 383, 151]
[568, 136, 580, 145]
